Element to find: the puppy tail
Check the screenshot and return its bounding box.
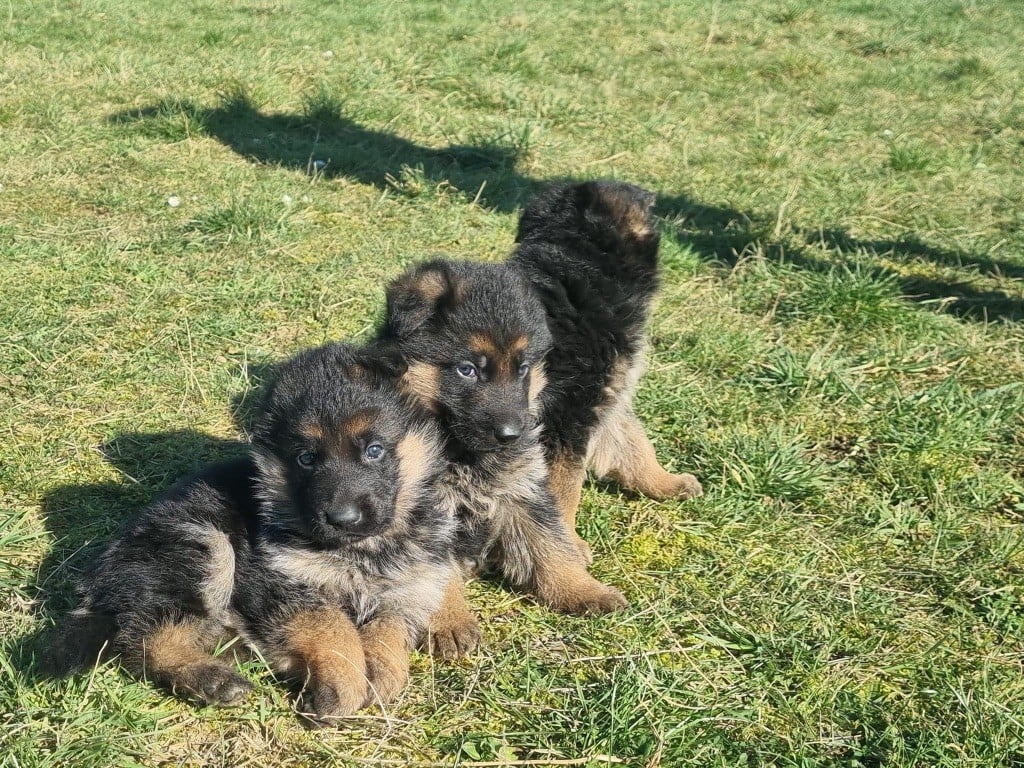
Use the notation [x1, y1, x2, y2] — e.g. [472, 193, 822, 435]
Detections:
[42, 608, 116, 677]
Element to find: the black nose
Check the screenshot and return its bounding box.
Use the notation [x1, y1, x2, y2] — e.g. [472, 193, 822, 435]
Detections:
[326, 503, 362, 528]
[494, 423, 523, 443]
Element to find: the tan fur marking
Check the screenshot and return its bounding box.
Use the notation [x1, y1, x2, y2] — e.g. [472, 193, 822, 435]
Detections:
[285, 609, 363, 671]
[548, 452, 587, 559]
[144, 620, 211, 674]
[467, 332, 500, 361]
[394, 427, 441, 521]
[299, 421, 325, 442]
[528, 533, 627, 614]
[359, 615, 411, 707]
[342, 413, 373, 439]
[200, 528, 235, 618]
[528, 360, 548, 407]
[401, 362, 441, 410]
[508, 335, 528, 356]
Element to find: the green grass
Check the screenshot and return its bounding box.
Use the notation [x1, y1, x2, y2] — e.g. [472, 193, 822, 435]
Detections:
[2, 0, 1023, 765]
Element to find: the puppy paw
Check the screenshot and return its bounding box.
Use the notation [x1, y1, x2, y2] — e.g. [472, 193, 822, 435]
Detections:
[362, 660, 408, 708]
[178, 663, 252, 707]
[425, 614, 482, 660]
[665, 472, 703, 499]
[299, 677, 367, 725]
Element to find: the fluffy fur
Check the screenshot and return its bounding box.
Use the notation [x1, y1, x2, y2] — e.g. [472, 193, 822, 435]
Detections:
[47, 343, 453, 722]
[512, 181, 703, 558]
[378, 259, 628, 659]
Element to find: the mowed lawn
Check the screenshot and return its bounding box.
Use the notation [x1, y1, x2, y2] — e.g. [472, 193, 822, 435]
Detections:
[2, 0, 1023, 765]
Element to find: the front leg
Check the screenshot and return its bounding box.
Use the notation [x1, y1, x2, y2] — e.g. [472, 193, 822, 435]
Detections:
[275, 608, 368, 724]
[359, 615, 412, 709]
[424, 569, 482, 660]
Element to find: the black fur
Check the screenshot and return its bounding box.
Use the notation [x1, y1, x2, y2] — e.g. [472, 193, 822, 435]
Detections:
[379, 258, 628, 658]
[512, 180, 660, 457]
[47, 342, 453, 719]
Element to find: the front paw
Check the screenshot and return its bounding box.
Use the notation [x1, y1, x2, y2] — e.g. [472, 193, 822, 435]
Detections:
[425, 613, 481, 660]
[174, 662, 253, 707]
[362, 659, 409, 707]
[298, 676, 367, 725]
[669, 472, 703, 499]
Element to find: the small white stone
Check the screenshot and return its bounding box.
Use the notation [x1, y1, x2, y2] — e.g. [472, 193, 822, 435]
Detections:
[322, 50, 334, 59]
[882, 129, 894, 138]
[167, 195, 181, 208]
[0, 183, 5, 193]
[281, 194, 293, 205]
[301, 194, 311, 203]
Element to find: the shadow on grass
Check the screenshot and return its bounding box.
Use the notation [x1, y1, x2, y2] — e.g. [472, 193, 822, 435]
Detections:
[107, 93, 1023, 322]
[109, 93, 545, 214]
[656, 192, 1024, 323]
[17, 431, 248, 680]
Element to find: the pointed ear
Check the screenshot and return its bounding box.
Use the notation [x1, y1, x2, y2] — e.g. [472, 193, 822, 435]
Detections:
[385, 261, 463, 338]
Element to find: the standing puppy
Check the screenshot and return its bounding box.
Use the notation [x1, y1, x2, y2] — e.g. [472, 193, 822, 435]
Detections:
[47, 343, 452, 722]
[380, 260, 627, 659]
[512, 181, 703, 559]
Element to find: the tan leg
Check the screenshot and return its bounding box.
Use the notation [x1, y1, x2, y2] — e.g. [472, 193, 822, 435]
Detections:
[424, 571, 481, 660]
[282, 608, 367, 723]
[590, 411, 702, 500]
[532, 551, 628, 614]
[359, 616, 410, 708]
[141, 619, 251, 706]
[547, 451, 592, 563]
[498, 504, 627, 615]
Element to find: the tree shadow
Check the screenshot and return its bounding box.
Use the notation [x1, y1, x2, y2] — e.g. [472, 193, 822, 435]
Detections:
[108, 92, 546, 213]
[106, 94, 1023, 323]
[657, 193, 1024, 323]
[18, 430, 248, 679]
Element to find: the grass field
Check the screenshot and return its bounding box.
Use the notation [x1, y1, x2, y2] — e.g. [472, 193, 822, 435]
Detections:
[2, 0, 1023, 765]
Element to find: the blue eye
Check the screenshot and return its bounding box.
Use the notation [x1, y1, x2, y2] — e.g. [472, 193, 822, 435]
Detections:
[364, 444, 385, 461]
[518, 363, 530, 377]
[455, 362, 478, 379]
[296, 451, 316, 468]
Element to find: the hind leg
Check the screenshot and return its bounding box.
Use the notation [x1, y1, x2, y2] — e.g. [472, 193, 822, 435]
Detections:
[590, 410, 702, 500]
[547, 451, 592, 563]
[138, 618, 251, 706]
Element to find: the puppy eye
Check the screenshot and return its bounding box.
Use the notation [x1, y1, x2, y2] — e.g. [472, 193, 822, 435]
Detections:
[455, 362, 478, 379]
[518, 363, 530, 378]
[296, 451, 317, 468]
[364, 444, 385, 461]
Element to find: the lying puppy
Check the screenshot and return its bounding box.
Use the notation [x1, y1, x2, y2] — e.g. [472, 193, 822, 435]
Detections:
[512, 180, 703, 559]
[47, 343, 452, 721]
[380, 259, 627, 659]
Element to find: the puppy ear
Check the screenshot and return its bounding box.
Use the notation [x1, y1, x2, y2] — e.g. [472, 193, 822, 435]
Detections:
[385, 261, 462, 338]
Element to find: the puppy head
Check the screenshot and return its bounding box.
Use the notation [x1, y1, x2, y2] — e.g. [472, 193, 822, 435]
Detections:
[252, 342, 443, 549]
[516, 180, 660, 258]
[383, 259, 552, 454]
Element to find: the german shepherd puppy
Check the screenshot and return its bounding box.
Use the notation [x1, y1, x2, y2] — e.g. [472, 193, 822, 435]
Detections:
[512, 180, 703, 559]
[380, 260, 628, 659]
[47, 343, 453, 721]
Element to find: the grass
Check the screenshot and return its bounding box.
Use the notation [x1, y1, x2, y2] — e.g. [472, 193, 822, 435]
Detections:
[2, 0, 1023, 765]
